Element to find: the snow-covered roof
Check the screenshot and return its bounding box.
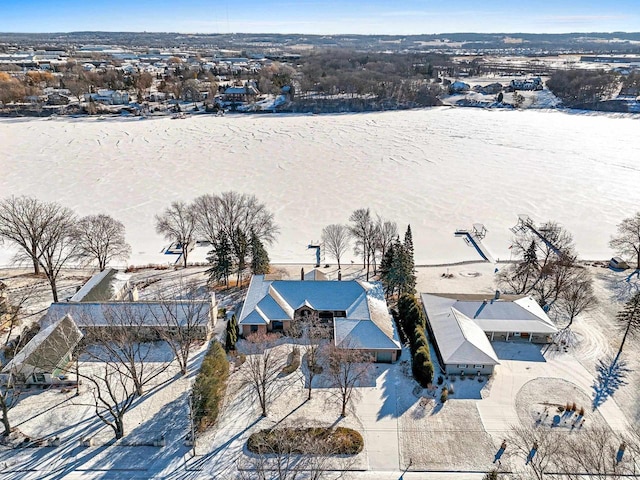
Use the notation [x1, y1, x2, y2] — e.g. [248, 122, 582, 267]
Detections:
[69, 268, 130, 303]
[449, 296, 557, 335]
[421, 293, 559, 366]
[303, 269, 328, 281]
[3, 314, 83, 373]
[421, 294, 499, 366]
[43, 300, 212, 328]
[239, 275, 400, 351]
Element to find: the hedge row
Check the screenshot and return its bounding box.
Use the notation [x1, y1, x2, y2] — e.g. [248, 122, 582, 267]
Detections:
[192, 340, 229, 432]
[398, 293, 434, 388]
[248, 427, 363, 455]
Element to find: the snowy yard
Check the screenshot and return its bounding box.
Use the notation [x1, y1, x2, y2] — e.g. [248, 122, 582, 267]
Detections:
[1, 259, 640, 477]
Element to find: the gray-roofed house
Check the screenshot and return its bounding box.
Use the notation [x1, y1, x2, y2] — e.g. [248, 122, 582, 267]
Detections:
[69, 268, 136, 303]
[1, 314, 83, 385]
[42, 300, 215, 342]
[421, 293, 558, 376]
[238, 272, 401, 363]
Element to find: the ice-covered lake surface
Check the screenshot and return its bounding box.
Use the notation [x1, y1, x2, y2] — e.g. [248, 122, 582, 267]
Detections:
[1, 108, 639, 267]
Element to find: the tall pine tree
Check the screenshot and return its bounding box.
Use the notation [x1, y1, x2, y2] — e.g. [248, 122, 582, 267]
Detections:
[233, 227, 249, 286]
[250, 231, 270, 275]
[379, 242, 396, 297]
[225, 314, 238, 352]
[206, 230, 233, 287]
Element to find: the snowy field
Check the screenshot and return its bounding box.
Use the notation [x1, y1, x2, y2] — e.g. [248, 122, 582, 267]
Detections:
[1, 108, 639, 268]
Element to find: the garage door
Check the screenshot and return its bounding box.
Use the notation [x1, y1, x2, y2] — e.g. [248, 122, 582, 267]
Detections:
[376, 351, 393, 363]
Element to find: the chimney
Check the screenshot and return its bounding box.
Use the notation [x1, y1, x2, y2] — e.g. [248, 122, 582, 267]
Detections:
[495, 290, 501, 300]
[301, 268, 304, 281]
[338, 270, 342, 281]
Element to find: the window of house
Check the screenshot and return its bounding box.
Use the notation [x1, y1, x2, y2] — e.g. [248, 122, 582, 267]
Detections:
[33, 373, 46, 383]
[457, 364, 467, 369]
[250, 325, 258, 333]
[474, 365, 483, 369]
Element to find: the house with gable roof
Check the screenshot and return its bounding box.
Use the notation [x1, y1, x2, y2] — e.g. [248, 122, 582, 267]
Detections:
[1, 314, 83, 385]
[238, 270, 402, 363]
[421, 292, 557, 376]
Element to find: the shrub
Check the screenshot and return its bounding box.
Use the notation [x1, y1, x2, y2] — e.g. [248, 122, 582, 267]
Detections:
[571, 402, 577, 412]
[579, 407, 585, 416]
[192, 341, 229, 432]
[411, 325, 428, 355]
[282, 346, 301, 375]
[247, 426, 364, 455]
[412, 345, 434, 387]
[440, 387, 448, 403]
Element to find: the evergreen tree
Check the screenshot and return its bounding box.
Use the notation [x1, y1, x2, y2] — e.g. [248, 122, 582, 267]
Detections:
[233, 227, 249, 286]
[206, 230, 233, 287]
[250, 231, 270, 275]
[524, 240, 537, 266]
[404, 224, 414, 258]
[225, 314, 238, 352]
[392, 236, 416, 296]
[378, 242, 395, 296]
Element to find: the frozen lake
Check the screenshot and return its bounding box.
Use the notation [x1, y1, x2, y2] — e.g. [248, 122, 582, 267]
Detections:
[1, 108, 639, 267]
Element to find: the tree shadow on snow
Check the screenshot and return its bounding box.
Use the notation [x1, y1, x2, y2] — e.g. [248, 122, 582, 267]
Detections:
[592, 356, 630, 410]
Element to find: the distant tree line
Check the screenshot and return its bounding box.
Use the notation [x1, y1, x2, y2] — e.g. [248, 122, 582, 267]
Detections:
[546, 69, 620, 107]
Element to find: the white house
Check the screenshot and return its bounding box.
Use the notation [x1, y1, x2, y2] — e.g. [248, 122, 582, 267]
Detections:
[1, 314, 83, 385]
[238, 271, 402, 363]
[85, 89, 130, 105]
[421, 293, 557, 376]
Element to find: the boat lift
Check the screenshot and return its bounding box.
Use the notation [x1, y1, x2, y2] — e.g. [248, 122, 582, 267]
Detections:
[510, 215, 565, 257]
[454, 223, 495, 263]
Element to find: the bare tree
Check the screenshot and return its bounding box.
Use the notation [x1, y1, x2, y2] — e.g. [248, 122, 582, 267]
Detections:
[83, 363, 137, 440]
[149, 278, 212, 375]
[2, 282, 40, 347]
[75, 214, 131, 271]
[193, 191, 279, 251]
[372, 216, 397, 275]
[36, 209, 81, 302]
[82, 304, 173, 396]
[155, 201, 197, 268]
[321, 224, 350, 269]
[349, 208, 376, 280]
[325, 345, 373, 417]
[291, 315, 331, 401]
[559, 425, 631, 479]
[505, 425, 563, 480]
[498, 220, 579, 308]
[0, 196, 72, 275]
[193, 192, 278, 283]
[613, 291, 640, 365]
[610, 212, 640, 271]
[0, 334, 31, 436]
[62, 74, 89, 103]
[555, 268, 597, 328]
[239, 332, 284, 417]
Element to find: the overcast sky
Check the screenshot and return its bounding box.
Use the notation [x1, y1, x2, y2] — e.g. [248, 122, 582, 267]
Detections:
[1, 0, 639, 34]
